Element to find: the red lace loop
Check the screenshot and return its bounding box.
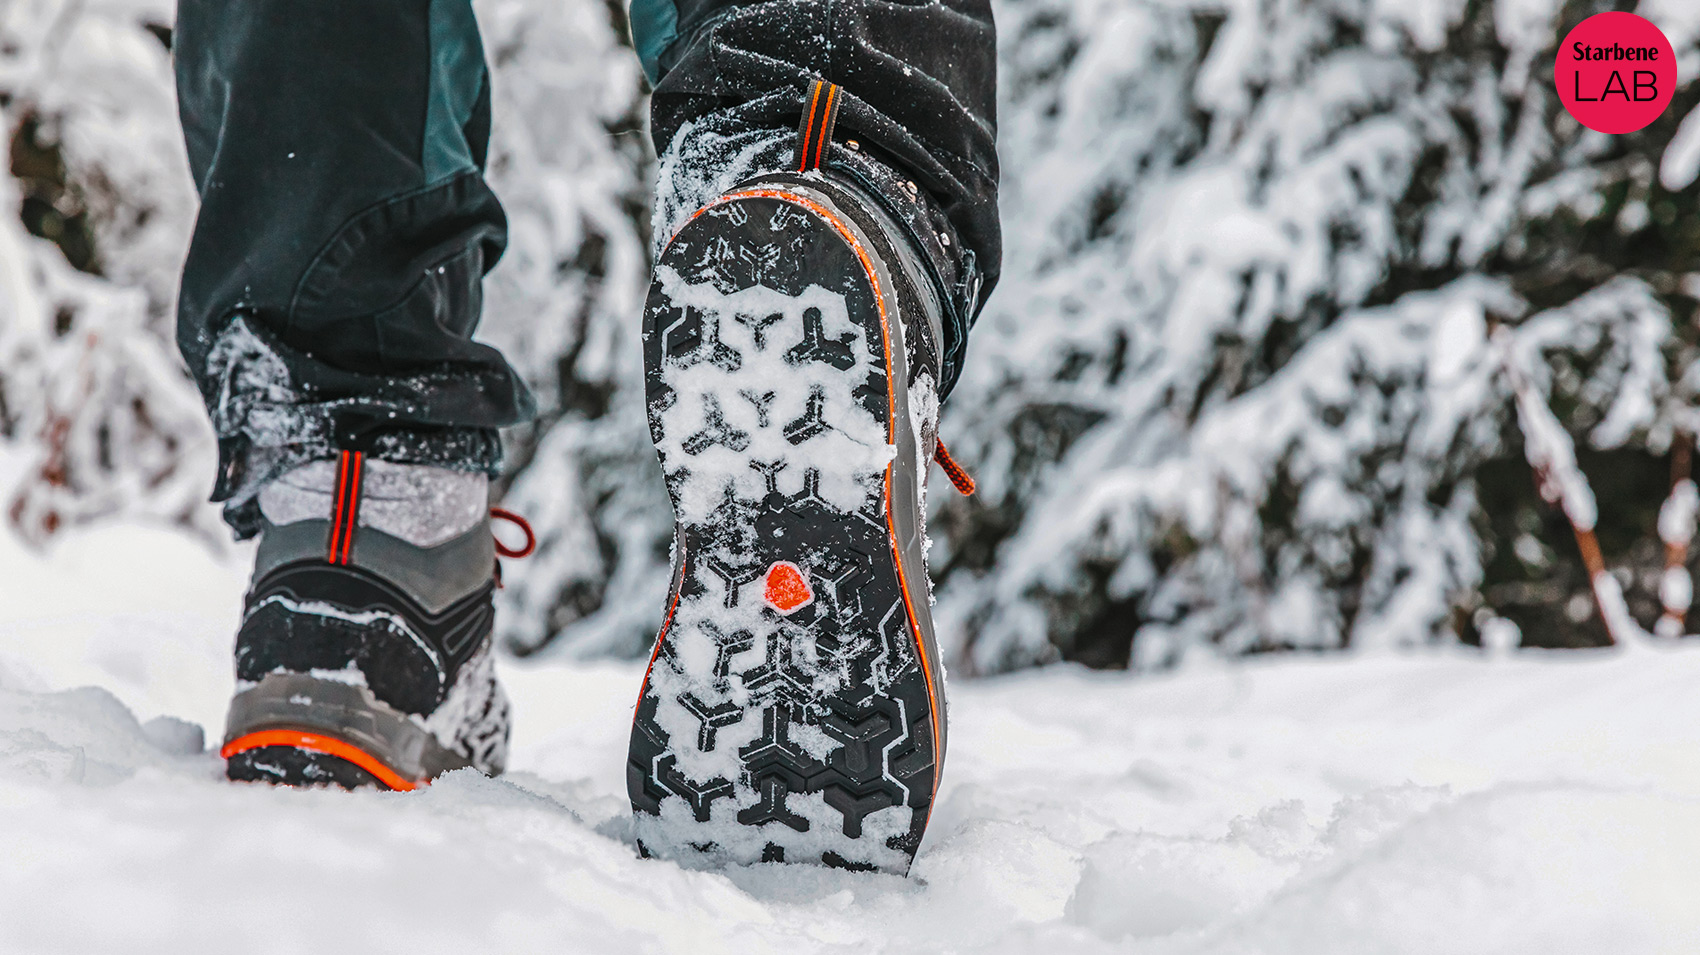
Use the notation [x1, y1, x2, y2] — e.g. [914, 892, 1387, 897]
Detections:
[489, 507, 537, 559]
[934, 438, 975, 496]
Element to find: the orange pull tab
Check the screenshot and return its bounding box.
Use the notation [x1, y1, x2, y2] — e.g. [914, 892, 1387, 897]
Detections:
[797, 79, 842, 172]
[934, 438, 975, 496]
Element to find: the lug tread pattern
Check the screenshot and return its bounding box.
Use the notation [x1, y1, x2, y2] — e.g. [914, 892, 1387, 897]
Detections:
[629, 190, 939, 873]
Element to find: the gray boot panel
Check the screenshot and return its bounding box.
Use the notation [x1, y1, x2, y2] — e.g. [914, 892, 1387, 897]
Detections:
[224, 673, 472, 781]
[254, 517, 496, 615]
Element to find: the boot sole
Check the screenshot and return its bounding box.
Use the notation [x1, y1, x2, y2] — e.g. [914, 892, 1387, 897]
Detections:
[628, 181, 945, 874]
[222, 672, 474, 791]
[225, 739, 393, 790]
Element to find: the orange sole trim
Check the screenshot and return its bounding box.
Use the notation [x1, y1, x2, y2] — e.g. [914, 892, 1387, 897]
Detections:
[221, 730, 422, 792]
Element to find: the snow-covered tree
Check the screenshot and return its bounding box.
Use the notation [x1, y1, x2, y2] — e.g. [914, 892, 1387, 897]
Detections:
[0, 0, 667, 652]
[8, 0, 1700, 671]
[1, 0, 213, 542]
[932, 0, 1700, 670]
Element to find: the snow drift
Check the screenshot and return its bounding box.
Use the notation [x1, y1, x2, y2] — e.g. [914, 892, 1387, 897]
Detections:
[4, 520, 1700, 953]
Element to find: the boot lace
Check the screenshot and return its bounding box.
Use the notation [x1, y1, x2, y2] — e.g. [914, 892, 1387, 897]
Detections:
[490, 507, 537, 587]
[934, 438, 976, 496]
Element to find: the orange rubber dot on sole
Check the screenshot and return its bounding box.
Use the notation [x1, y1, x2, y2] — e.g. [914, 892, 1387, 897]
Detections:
[763, 561, 814, 614]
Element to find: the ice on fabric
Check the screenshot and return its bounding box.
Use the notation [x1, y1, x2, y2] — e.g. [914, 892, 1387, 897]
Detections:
[258, 460, 488, 547]
[422, 643, 511, 771]
[651, 121, 793, 258]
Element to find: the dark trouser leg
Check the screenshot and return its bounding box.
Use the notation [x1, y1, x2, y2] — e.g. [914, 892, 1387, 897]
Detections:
[175, 0, 534, 536]
[632, 0, 999, 398]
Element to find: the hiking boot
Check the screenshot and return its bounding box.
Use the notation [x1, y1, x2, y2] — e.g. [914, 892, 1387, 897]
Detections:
[628, 83, 964, 874]
[221, 452, 529, 791]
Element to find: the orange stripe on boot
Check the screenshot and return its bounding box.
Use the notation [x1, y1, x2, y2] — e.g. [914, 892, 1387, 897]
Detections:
[326, 451, 351, 562]
[325, 450, 365, 565]
[339, 452, 363, 565]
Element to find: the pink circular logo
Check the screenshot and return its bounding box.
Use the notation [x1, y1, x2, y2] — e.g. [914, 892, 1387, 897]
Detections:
[1556, 13, 1676, 134]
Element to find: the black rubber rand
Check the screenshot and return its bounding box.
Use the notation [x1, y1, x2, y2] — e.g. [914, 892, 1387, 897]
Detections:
[226, 746, 383, 790]
[225, 561, 495, 788]
[628, 184, 940, 874]
[235, 561, 495, 717]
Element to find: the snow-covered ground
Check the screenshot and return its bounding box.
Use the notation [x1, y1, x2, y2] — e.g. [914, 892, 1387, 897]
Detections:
[4, 516, 1700, 954]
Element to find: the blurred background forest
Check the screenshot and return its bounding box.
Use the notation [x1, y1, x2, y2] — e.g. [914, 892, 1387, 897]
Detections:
[5, 0, 1700, 674]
